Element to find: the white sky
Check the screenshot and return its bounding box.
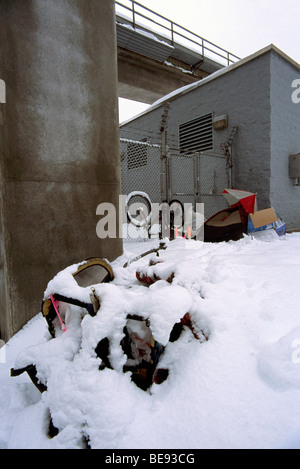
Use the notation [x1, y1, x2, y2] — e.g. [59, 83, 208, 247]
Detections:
[118, 0, 300, 122]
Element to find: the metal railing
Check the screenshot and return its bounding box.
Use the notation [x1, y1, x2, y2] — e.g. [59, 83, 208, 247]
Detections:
[115, 0, 240, 67]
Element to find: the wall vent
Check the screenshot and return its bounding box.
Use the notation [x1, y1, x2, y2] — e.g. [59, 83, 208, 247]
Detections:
[127, 142, 147, 170]
[179, 113, 213, 152]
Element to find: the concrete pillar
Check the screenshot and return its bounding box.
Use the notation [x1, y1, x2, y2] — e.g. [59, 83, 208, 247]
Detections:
[0, 0, 122, 341]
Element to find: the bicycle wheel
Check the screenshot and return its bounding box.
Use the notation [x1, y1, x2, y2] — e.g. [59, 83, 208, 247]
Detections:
[126, 191, 152, 227]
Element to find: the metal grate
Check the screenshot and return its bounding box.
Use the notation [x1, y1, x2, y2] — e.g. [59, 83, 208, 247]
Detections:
[120, 139, 161, 203]
[127, 142, 148, 169]
[179, 113, 213, 153]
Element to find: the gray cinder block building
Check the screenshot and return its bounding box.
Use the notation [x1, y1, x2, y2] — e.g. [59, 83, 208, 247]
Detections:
[120, 45, 300, 231]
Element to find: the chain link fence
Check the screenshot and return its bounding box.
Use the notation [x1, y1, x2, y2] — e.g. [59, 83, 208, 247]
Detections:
[120, 139, 161, 240]
[120, 138, 231, 239]
[168, 150, 231, 220]
[120, 139, 161, 203]
[197, 151, 231, 218]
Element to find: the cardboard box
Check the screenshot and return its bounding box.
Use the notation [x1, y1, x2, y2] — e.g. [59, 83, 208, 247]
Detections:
[249, 207, 278, 229]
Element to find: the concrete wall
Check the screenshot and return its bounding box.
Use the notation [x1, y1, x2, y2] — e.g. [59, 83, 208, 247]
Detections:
[120, 51, 273, 210]
[269, 51, 300, 230]
[117, 47, 206, 104]
[0, 0, 122, 341]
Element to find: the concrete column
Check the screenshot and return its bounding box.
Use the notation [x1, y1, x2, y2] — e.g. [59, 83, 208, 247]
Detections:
[0, 0, 122, 341]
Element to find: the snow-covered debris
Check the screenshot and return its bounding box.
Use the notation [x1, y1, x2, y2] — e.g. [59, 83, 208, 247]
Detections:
[1, 233, 300, 449]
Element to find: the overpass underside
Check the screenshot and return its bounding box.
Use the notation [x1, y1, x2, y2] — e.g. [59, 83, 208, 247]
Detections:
[117, 46, 207, 104]
[115, 6, 239, 105]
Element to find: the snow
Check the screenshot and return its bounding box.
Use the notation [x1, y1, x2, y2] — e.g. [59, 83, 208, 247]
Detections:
[1, 233, 300, 449]
[117, 21, 174, 50]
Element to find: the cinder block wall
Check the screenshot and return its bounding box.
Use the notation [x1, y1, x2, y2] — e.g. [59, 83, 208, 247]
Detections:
[120, 52, 273, 210]
[270, 51, 300, 230]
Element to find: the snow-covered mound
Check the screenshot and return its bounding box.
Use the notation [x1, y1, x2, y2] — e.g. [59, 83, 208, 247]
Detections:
[1, 233, 300, 449]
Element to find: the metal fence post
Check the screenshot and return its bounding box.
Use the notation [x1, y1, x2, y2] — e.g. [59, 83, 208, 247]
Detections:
[166, 147, 172, 202]
[170, 21, 174, 46]
[193, 153, 201, 207]
[160, 132, 168, 202]
[132, 0, 135, 27]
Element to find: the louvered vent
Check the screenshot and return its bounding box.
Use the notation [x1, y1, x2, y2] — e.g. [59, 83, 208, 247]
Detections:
[179, 113, 213, 152]
[127, 142, 147, 170]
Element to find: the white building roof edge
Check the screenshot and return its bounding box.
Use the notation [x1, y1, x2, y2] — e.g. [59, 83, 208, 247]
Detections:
[120, 44, 300, 127]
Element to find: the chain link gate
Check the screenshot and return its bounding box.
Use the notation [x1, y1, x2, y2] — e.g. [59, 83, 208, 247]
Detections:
[120, 138, 232, 238]
[120, 139, 161, 239]
[168, 150, 231, 220]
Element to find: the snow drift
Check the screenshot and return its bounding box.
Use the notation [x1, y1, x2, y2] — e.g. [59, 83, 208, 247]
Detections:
[1, 233, 300, 449]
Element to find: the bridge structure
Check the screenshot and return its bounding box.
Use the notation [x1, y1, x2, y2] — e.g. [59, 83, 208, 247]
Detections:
[115, 0, 241, 104]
